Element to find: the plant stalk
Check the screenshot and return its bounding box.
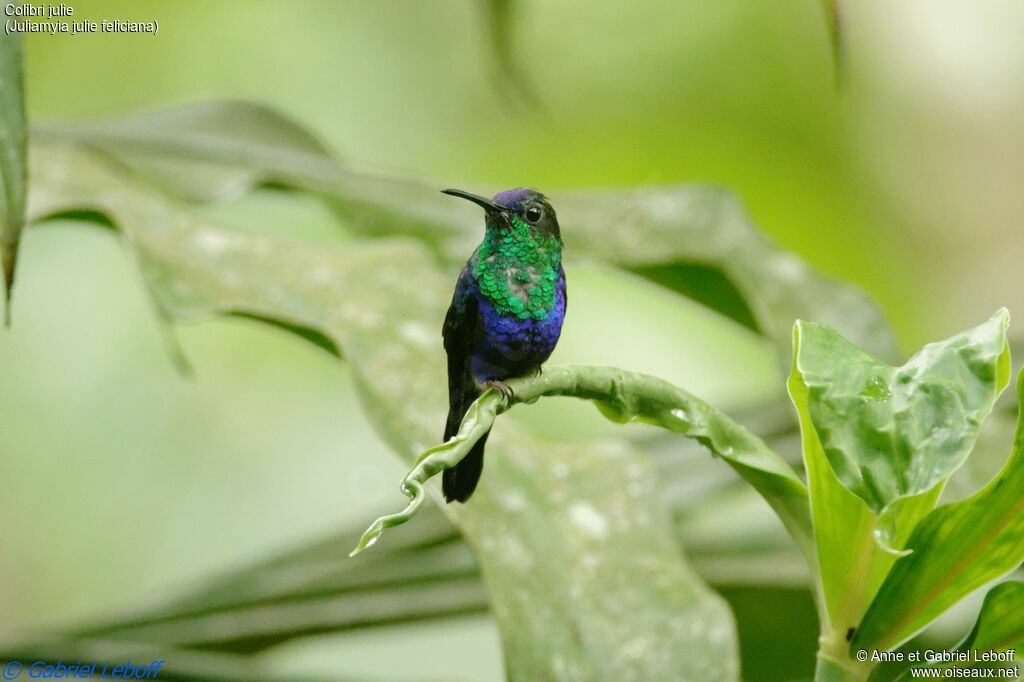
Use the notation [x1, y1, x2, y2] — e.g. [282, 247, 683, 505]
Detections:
[352, 364, 814, 562]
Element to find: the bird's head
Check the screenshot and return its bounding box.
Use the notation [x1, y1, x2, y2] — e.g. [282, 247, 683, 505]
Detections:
[442, 187, 561, 242]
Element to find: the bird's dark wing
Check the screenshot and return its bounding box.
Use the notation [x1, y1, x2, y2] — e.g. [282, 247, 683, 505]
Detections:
[442, 264, 482, 438]
[441, 265, 490, 503]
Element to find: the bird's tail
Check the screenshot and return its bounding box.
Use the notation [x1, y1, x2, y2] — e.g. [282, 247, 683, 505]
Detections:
[442, 381, 490, 503]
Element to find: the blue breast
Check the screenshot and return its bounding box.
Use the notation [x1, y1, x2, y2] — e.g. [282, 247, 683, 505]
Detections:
[468, 274, 566, 382]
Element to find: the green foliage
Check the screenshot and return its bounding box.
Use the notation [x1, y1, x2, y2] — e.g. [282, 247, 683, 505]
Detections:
[10, 412, 815, 667]
[955, 581, 1024, 657]
[350, 386, 503, 557]
[0, 30, 26, 319]
[358, 308, 1023, 681]
[353, 365, 813, 564]
[794, 312, 1010, 515]
[15, 100, 1023, 681]
[28, 104, 903, 680]
[789, 314, 1012, 675]
[37, 100, 336, 203]
[43, 101, 900, 363]
[28, 139, 740, 681]
[3, 0, 1022, 675]
[360, 314, 1023, 681]
[854, 374, 1024, 651]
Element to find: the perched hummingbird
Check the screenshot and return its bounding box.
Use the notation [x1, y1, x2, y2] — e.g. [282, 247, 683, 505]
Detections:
[440, 188, 567, 503]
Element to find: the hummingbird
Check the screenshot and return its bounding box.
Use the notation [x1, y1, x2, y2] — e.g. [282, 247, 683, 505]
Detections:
[440, 187, 567, 503]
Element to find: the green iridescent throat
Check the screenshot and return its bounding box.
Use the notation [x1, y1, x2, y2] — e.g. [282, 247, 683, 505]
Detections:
[474, 216, 562, 320]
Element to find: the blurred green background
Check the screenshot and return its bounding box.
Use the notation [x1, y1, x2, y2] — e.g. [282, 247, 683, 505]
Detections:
[4, 1, 1024, 679]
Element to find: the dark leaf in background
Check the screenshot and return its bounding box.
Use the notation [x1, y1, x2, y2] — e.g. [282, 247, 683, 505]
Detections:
[41, 101, 901, 364]
[820, 0, 845, 83]
[480, 0, 540, 108]
[0, 29, 27, 322]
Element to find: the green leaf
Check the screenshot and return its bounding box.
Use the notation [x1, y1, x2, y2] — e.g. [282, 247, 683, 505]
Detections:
[794, 310, 1010, 516]
[0, 28, 27, 320]
[54, 349, 1024, 655]
[558, 188, 899, 363]
[39, 100, 335, 203]
[788, 314, 1010, 664]
[790, 347, 899, 656]
[38, 101, 900, 362]
[854, 372, 1024, 651]
[955, 581, 1024, 657]
[28, 139, 740, 681]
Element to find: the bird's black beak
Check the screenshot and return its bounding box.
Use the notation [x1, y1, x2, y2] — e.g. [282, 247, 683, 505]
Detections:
[442, 188, 502, 215]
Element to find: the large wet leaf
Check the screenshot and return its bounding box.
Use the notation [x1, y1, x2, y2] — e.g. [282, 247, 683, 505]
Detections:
[788, 315, 1010, 658]
[790, 345, 895, 652]
[854, 373, 1024, 652]
[0, 30, 26, 317]
[793, 311, 1010, 516]
[39, 101, 899, 362]
[27, 139, 739, 681]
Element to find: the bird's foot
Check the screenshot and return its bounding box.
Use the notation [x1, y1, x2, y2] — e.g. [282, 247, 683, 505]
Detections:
[484, 380, 514, 401]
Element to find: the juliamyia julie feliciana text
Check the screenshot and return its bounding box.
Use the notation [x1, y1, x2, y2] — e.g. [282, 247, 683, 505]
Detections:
[5, 3, 159, 35]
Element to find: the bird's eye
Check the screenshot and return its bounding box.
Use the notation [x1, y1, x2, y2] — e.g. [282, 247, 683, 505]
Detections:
[525, 206, 542, 224]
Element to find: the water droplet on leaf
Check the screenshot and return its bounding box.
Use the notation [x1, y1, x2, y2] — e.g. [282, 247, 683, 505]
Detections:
[860, 375, 892, 401]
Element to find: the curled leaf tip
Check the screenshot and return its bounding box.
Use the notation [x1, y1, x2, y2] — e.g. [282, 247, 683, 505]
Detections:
[350, 390, 503, 556]
[349, 523, 383, 557]
[348, 478, 427, 557]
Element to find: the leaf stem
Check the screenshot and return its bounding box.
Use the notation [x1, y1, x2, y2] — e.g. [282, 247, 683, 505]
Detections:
[349, 388, 502, 555]
[351, 364, 814, 561]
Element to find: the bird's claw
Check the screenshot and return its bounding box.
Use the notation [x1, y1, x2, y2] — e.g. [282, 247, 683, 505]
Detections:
[485, 380, 514, 401]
